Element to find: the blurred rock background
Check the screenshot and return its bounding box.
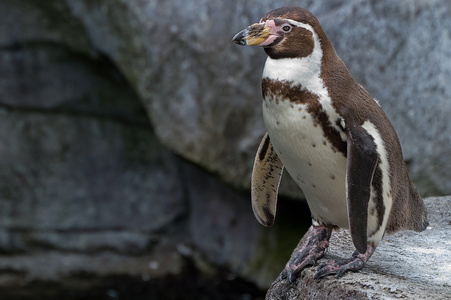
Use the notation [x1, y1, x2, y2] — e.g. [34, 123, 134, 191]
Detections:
[0, 0, 450, 299]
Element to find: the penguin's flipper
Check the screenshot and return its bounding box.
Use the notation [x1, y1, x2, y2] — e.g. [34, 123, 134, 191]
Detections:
[251, 132, 284, 227]
[346, 123, 379, 254]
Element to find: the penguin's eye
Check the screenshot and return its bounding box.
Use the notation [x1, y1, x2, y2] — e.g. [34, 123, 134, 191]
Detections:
[281, 25, 292, 33]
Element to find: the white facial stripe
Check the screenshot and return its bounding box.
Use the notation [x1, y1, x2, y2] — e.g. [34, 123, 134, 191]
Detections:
[285, 19, 314, 31]
[362, 121, 393, 245]
[262, 19, 346, 142]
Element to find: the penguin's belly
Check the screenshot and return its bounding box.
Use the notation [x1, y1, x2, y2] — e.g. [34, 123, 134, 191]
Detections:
[263, 99, 349, 229]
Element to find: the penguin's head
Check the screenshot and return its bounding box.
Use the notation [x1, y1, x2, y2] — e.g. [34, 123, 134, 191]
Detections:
[232, 7, 325, 60]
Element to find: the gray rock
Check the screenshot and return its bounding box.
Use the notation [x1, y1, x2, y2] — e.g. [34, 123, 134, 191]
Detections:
[0, 112, 184, 233]
[266, 197, 451, 299]
[0, 8, 189, 286]
[0, 14, 185, 247]
[0, 100, 183, 236]
[0, 0, 92, 54]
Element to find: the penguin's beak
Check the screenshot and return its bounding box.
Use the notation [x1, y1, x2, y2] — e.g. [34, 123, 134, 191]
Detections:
[232, 23, 272, 46]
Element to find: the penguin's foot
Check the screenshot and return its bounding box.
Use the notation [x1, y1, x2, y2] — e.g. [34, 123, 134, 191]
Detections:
[279, 225, 332, 283]
[313, 243, 375, 279]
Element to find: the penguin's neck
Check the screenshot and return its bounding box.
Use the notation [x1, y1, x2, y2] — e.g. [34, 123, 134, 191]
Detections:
[262, 55, 326, 101]
[261, 23, 324, 96]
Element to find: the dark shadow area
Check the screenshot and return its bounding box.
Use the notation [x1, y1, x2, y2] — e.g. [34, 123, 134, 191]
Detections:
[0, 258, 266, 300]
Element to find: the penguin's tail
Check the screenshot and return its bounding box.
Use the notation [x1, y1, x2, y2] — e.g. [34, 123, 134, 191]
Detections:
[409, 184, 429, 232]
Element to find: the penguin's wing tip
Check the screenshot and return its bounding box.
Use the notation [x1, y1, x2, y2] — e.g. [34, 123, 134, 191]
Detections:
[251, 132, 284, 226]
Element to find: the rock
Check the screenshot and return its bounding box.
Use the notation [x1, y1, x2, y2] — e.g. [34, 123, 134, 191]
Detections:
[0, 55, 184, 236]
[0, 0, 92, 55]
[266, 197, 451, 299]
[0, 3, 187, 285]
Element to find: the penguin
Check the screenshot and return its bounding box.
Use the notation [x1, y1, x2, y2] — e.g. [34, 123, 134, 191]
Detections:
[232, 7, 428, 281]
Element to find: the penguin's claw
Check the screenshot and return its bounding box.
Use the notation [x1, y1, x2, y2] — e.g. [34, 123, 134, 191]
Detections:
[279, 225, 332, 283]
[313, 244, 375, 279]
[279, 256, 316, 282]
[313, 257, 365, 279]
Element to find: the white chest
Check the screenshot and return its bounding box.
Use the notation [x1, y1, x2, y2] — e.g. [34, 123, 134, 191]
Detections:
[262, 93, 349, 228]
[260, 27, 351, 227]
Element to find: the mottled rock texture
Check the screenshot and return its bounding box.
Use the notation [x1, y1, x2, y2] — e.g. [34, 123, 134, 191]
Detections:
[0, 0, 450, 297]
